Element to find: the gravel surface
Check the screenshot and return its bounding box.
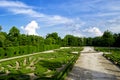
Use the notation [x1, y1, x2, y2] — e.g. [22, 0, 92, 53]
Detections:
[66, 47, 120, 80]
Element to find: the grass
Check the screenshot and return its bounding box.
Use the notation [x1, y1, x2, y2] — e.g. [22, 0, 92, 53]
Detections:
[0, 47, 83, 80]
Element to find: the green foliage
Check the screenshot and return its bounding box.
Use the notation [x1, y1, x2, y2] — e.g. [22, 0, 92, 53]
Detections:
[0, 32, 6, 47]
[63, 35, 83, 47]
[19, 46, 28, 55]
[5, 47, 15, 57]
[0, 25, 120, 61]
[102, 30, 114, 46]
[8, 26, 20, 46]
[34, 65, 48, 77]
[4, 47, 20, 57]
[95, 47, 120, 66]
[8, 26, 20, 37]
[0, 48, 4, 58]
[45, 38, 55, 45]
[0, 48, 82, 79]
[113, 33, 120, 47]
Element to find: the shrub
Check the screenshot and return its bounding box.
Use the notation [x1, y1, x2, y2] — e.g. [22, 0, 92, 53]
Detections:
[0, 48, 5, 58]
[5, 47, 15, 57]
[19, 46, 28, 55]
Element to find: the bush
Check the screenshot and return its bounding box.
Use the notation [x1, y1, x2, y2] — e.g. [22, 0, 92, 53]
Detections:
[44, 45, 60, 51]
[19, 46, 28, 55]
[13, 47, 19, 56]
[5, 47, 15, 57]
[38, 44, 44, 52]
[0, 44, 60, 59]
[0, 48, 5, 58]
[34, 65, 47, 77]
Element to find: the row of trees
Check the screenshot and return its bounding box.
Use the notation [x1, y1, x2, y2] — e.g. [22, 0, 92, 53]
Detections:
[0, 26, 61, 47]
[1, 26, 120, 48]
[86, 30, 120, 47]
[61, 30, 120, 47]
[0, 26, 85, 48]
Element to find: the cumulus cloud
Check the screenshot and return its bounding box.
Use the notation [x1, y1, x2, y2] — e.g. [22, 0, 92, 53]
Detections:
[83, 27, 103, 36]
[21, 21, 39, 35]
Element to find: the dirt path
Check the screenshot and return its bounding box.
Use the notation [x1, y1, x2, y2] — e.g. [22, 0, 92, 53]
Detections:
[66, 47, 120, 80]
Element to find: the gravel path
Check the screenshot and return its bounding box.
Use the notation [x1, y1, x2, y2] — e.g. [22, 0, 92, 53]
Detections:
[66, 47, 120, 80]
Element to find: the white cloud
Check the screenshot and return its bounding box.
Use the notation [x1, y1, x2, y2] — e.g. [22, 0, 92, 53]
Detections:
[9, 8, 45, 17]
[0, 0, 74, 26]
[40, 15, 74, 26]
[0, 0, 86, 37]
[0, 0, 45, 18]
[21, 21, 39, 35]
[0, 0, 30, 8]
[83, 27, 103, 36]
[96, 12, 120, 17]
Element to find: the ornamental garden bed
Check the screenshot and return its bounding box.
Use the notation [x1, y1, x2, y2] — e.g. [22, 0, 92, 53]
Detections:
[0, 47, 82, 80]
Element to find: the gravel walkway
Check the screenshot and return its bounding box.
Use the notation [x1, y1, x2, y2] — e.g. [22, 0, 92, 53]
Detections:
[66, 47, 120, 80]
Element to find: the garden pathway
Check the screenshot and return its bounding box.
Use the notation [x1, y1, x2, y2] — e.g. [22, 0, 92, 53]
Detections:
[66, 47, 120, 80]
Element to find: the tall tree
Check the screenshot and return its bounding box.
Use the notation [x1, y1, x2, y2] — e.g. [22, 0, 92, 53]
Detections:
[8, 26, 20, 46]
[113, 33, 120, 47]
[102, 30, 114, 47]
[63, 35, 81, 46]
[46, 32, 59, 44]
[92, 37, 102, 46]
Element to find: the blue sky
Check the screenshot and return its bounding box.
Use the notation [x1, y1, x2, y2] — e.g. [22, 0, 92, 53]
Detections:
[0, 0, 120, 37]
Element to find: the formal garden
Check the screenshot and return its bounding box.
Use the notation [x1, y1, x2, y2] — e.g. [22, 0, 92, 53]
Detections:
[0, 26, 120, 80]
[0, 47, 83, 80]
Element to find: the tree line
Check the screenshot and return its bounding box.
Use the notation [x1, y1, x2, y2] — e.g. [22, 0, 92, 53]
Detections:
[0, 26, 120, 58]
[85, 30, 120, 47]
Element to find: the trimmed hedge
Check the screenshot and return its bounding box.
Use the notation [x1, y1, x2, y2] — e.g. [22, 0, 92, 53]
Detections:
[19, 46, 28, 55]
[0, 48, 5, 58]
[0, 45, 60, 59]
[5, 47, 15, 57]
